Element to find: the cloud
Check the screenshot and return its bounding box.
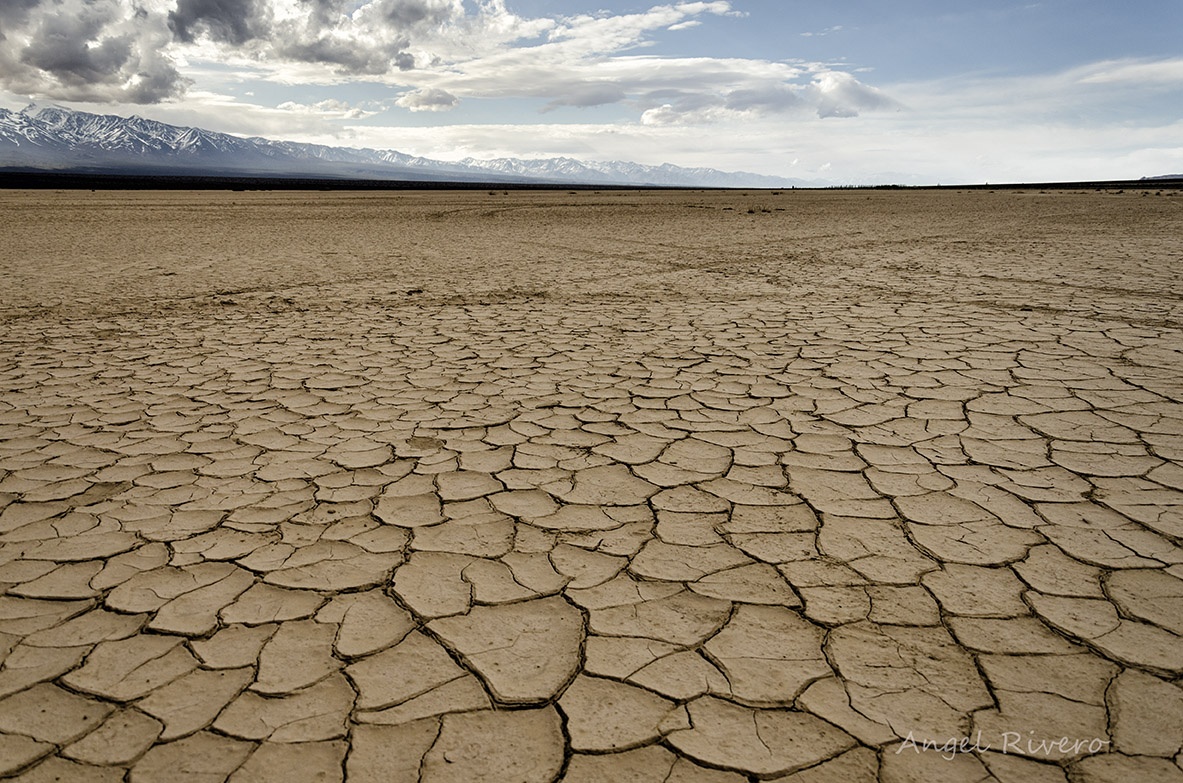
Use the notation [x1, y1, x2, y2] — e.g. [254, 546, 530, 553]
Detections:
[372, 0, 460, 30]
[637, 102, 740, 126]
[266, 0, 551, 76]
[724, 84, 802, 113]
[0, 0, 41, 28]
[277, 98, 381, 119]
[168, 0, 272, 44]
[271, 29, 414, 75]
[543, 83, 627, 111]
[21, 12, 134, 83]
[1075, 57, 1183, 87]
[400, 5, 896, 124]
[0, 0, 188, 103]
[395, 86, 458, 111]
[800, 25, 842, 37]
[0, 0, 546, 101]
[891, 55, 1183, 126]
[271, 0, 468, 73]
[638, 70, 897, 124]
[640, 104, 680, 125]
[812, 71, 900, 118]
[0, 0, 901, 129]
[544, 2, 732, 54]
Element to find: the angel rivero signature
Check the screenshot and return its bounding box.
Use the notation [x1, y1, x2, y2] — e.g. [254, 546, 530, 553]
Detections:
[896, 730, 1112, 761]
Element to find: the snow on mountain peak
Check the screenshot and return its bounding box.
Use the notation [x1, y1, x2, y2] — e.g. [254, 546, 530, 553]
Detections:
[1, 104, 814, 187]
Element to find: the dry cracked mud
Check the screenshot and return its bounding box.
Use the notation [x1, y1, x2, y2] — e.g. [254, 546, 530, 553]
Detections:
[1, 187, 1181, 782]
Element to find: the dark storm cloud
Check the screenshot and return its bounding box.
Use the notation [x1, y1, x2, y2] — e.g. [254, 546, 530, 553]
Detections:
[1, 0, 188, 103]
[0, 0, 41, 29]
[21, 18, 134, 86]
[266, 0, 460, 75]
[270, 17, 417, 74]
[168, 0, 272, 44]
[276, 33, 412, 75]
[0, 0, 446, 103]
[374, 0, 456, 29]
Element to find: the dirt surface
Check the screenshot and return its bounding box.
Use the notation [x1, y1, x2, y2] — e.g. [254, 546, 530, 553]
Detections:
[1, 189, 1181, 782]
[3, 188, 1181, 322]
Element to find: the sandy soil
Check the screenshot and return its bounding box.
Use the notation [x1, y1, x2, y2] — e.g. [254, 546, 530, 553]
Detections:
[3, 188, 1181, 322]
[1, 188, 1181, 782]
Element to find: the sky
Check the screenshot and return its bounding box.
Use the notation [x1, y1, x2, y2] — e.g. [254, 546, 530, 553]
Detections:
[1, 0, 1181, 184]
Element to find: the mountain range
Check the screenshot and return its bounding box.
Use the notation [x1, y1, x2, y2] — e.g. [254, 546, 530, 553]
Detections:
[0, 105, 814, 188]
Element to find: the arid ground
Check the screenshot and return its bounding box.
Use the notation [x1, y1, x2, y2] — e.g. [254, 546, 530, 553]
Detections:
[1, 188, 1181, 782]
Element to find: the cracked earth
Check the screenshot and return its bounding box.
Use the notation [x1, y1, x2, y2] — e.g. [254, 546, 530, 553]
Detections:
[1, 188, 1181, 782]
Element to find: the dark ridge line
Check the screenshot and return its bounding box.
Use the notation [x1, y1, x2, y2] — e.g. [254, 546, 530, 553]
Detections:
[0, 170, 650, 192]
[2, 169, 1182, 191]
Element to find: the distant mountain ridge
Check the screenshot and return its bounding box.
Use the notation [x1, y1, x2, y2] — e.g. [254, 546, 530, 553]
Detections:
[0, 105, 814, 188]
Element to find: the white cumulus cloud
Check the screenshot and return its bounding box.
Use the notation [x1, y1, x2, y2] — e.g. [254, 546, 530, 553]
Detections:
[395, 86, 459, 111]
[277, 98, 381, 119]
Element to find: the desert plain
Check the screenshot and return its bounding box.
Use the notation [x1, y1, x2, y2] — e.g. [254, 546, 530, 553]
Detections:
[0, 187, 1181, 782]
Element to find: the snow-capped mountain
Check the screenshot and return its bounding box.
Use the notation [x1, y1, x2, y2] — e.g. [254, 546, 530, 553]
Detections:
[455, 156, 799, 188]
[0, 105, 813, 188]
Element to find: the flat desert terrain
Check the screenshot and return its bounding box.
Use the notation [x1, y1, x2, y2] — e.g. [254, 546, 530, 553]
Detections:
[1, 188, 1181, 782]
